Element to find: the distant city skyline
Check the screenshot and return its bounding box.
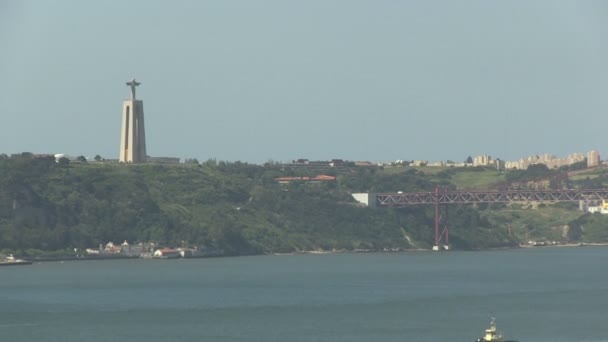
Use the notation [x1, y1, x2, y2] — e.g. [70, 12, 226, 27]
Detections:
[1, 1, 607, 163]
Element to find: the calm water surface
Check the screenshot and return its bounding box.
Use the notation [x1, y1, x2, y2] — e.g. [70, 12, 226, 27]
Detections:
[1, 247, 608, 342]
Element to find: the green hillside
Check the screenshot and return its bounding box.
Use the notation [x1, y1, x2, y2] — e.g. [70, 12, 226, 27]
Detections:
[1, 154, 607, 257]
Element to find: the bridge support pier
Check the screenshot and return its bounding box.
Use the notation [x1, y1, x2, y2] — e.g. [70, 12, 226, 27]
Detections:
[433, 187, 449, 251]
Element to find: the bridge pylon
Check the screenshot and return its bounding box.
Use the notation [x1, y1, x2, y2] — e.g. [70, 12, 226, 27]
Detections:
[433, 186, 449, 251]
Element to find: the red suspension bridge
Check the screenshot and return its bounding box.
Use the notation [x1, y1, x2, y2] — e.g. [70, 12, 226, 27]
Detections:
[375, 188, 608, 250]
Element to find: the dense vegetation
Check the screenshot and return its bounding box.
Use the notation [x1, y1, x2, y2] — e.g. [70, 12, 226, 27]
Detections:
[1, 153, 607, 257]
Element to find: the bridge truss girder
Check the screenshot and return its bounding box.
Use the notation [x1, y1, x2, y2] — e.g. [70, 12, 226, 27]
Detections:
[376, 189, 608, 207]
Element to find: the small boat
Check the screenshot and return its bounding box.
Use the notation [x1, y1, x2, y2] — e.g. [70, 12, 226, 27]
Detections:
[0, 254, 33, 266]
[475, 318, 518, 342]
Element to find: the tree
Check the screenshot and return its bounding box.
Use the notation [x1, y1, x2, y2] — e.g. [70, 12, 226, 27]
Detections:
[94, 155, 102, 162]
[526, 163, 550, 178]
[57, 157, 70, 166]
[184, 158, 199, 164]
[567, 221, 583, 242]
[465, 156, 473, 164]
[76, 156, 87, 163]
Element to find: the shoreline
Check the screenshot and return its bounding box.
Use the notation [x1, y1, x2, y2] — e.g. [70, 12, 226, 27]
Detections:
[520, 242, 608, 248]
[16, 243, 608, 263]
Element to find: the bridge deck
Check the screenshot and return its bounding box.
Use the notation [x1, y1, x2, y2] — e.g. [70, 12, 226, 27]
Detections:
[376, 189, 608, 206]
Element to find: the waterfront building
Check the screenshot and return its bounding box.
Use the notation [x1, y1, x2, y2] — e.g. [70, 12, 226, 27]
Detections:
[153, 248, 180, 258]
[587, 200, 608, 214]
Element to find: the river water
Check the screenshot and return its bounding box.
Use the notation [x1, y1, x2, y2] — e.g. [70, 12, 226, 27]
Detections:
[1, 247, 607, 342]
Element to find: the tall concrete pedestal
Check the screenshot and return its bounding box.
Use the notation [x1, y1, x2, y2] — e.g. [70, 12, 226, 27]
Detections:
[119, 79, 147, 163]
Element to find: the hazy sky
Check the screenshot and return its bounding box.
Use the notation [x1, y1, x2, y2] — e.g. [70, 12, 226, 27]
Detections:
[1, 1, 607, 163]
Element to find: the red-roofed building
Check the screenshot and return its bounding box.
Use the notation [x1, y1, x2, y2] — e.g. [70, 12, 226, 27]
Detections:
[153, 248, 180, 259]
[312, 175, 336, 180]
[275, 175, 336, 184]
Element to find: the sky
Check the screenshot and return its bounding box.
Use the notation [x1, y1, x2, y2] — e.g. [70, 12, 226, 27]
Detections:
[1, 1, 607, 164]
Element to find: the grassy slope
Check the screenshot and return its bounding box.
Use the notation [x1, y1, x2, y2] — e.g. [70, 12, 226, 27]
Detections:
[483, 205, 583, 242]
[449, 168, 505, 189]
[379, 166, 506, 189]
[568, 166, 608, 180]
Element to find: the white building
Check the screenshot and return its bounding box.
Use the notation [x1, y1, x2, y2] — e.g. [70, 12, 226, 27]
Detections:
[153, 248, 180, 258]
[587, 150, 600, 168]
[473, 154, 493, 167]
[505, 152, 586, 170]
